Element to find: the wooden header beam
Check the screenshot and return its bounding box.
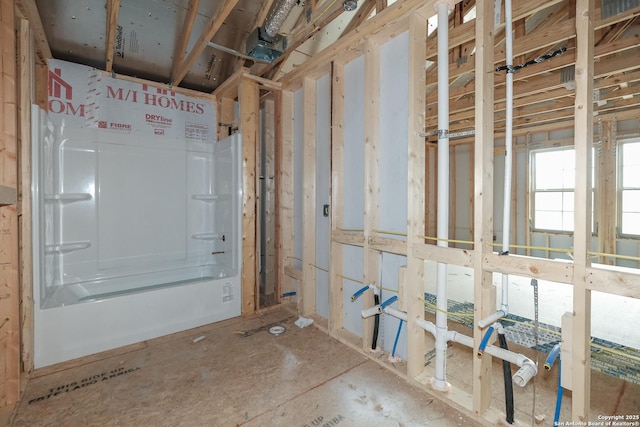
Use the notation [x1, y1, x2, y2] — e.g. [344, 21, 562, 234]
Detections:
[14, 0, 51, 63]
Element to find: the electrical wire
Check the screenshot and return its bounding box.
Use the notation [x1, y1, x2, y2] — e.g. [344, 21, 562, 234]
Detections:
[419, 296, 475, 317]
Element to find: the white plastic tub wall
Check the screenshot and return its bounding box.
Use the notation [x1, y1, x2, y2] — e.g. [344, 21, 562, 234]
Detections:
[32, 107, 243, 367]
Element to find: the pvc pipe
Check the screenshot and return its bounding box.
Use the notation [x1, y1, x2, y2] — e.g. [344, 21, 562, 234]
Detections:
[513, 361, 537, 387]
[384, 307, 408, 322]
[478, 310, 506, 329]
[500, 0, 514, 318]
[483, 344, 526, 367]
[447, 330, 474, 348]
[447, 327, 538, 387]
[415, 317, 437, 336]
[481, 0, 516, 331]
[434, 0, 450, 392]
[351, 285, 370, 302]
[380, 295, 398, 309]
[391, 320, 403, 358]
[361, 305, 381, 318]
[544, 343, 561, 370]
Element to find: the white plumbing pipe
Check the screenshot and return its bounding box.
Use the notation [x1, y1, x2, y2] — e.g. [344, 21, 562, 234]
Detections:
[384, 307, 408, 322]
[415, 317, 437, 336]
[479, 0, 514, 329]
[478, 310, 505, 329]
[447, 330, 474, 348]
[433, 0, 451, 392]
[449, 329, 537, 386]
[361, 305, 382, 318]
[500, 0, 514, 317]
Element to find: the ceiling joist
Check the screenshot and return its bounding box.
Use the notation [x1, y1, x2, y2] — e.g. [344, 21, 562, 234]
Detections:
[171, 0, 240, 86]
[105, 0, 120, 73]
[252, 0, 346, 79]
[340, 0, 376, 38]
[171, 0, 201, 81]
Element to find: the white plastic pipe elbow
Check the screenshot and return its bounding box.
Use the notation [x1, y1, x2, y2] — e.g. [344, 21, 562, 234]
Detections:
[361, 305, 382, 318]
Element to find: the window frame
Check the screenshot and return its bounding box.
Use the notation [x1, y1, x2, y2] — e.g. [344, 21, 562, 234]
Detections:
[529, 146, 596, 235]
[617, 138, 640, 239]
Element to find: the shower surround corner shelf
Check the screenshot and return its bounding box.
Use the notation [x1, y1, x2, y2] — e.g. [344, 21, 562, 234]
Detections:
[45, 193, 93, 203]
[45, 241, 92, 254]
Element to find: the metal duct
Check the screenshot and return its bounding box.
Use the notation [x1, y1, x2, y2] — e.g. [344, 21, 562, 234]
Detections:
[263, 0, 298, 38]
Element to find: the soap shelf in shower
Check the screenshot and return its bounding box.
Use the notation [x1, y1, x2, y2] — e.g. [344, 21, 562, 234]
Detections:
[190, 233, 225, 241]
[191, 194, 231, 202]
[45, 241, 92, 254]
[45, 193, 93, 203]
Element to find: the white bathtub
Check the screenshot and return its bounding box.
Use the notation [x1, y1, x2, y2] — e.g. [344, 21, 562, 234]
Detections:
[32, 107, 243, 367]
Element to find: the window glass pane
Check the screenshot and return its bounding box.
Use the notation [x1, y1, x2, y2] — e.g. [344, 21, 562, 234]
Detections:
[622, 190, 640, 213]
[535, 211, 562, 230]
[562, 212, 574, 232]
[622, 212, 640, 235]
[562, 192, 574, 211]
[622, 162, 640, 187]
[562, 169, 575, 190]
[535, 158, 564, 190]
[622, 142, 640, 167]
[535, 192, 563, 211]
[535, 149, 576, 190]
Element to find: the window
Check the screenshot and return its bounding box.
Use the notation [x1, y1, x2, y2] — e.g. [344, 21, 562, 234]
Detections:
[619, 140, 640, 237]
[531, 147, 595, 233]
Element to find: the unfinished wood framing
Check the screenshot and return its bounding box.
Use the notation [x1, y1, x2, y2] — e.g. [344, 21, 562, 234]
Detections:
[17, 15, 33, 387]
[171, 0, 200, 82]
[171, 0, 240, 86]
[276, 0, 640, 422]
[472, 0, 496, 414]
[362, 40, 380, 352]
[0, 0, 20, 413]
[277, 90, 295, 297]
[14, 0, 50, 64]
[239, 78, 259, 315]
[329, 61, 345, 335]
[405, 12, 427, 380]
[105, 0, 120, 73]
[571, 0, 595, 420]
[301, 77, 317, 317]
[262, 98, 277, 304]
[6, 0, 640, 424]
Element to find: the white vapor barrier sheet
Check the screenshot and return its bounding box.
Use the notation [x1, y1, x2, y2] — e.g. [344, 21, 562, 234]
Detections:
[48, 59, 215, 143]
[379, 31, 409, 235]
[343, 55, 365, 229]
[316, 74, 331, 320]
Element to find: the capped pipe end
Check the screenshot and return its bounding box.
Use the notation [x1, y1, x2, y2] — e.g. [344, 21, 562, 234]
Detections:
[513, 361, 537, 387]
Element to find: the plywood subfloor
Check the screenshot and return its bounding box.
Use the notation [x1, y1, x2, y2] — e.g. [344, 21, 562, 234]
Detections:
[11, 306, 481, 427]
